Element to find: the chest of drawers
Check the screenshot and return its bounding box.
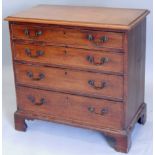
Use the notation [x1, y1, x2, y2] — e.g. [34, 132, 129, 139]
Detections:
[5, 5, 149, 153]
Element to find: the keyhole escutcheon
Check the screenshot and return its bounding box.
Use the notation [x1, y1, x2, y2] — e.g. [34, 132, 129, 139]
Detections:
[64, 50, 67, 55]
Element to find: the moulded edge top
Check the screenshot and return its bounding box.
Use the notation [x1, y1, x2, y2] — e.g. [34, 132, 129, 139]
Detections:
[5, 5, 150, 30]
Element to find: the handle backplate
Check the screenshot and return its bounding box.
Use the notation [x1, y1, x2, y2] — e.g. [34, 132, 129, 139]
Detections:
[87, 34, 109, 46]
[25, 48, 44, 58]
[86, 55, 109, 66]
[88, 80, 106, 90]
[27, 95, 46, 105]
[88, 106, 108, 116]
[26, 71, 45, 81]
[24, 29, 42, 38]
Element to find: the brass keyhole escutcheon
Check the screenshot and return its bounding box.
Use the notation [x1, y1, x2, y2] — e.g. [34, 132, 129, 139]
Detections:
[65, 96, 70, 105]
[63, 31, 66, 35]
[64, 50, 67, 55]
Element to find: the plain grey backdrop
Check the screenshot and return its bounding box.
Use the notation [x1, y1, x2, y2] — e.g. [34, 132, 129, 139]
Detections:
[2, 1, 153, 155]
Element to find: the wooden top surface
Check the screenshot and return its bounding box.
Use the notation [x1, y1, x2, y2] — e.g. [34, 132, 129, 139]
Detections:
[5, 5, 149, 30]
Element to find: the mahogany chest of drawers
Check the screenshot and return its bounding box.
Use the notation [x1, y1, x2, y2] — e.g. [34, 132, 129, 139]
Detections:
[5, 5, 149, 153]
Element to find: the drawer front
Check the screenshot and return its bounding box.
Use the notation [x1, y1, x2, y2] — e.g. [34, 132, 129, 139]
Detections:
[13, 43, 124, 74]
[15, 63, 123, 100]
[11, 24, 124, 50]
[16, 86, 124, 129]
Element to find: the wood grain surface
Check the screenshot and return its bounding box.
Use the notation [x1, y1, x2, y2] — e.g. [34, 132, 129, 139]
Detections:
[15, 63, 123, 100]
[16, 86, 124, 129]
[5, 5, 149, 30]
[13, 43, 124, 74]
[11, 24, 124, 50]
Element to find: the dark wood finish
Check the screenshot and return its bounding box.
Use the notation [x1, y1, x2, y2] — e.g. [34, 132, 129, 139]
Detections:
[104, 131, 131, 153]
[13, 43, 124, 74]
[14, 63, 123, 100]
[138, 103, 146, 125]
[11, 24, 124, 50]
[124, 19, 147, 128]
[14, 112, 27, 131]
[5, 5, 149, 153]
[113, 133, 131, 153]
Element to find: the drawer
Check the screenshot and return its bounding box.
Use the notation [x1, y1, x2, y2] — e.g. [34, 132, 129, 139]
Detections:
[11, 24, 124, 50]
[16, 86, 124, 129]
[15, 63, 123, 100]
[13, 43, 124, 74]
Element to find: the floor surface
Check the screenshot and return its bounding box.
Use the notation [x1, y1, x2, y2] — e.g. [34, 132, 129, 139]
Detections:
[2, 66, 153, 155]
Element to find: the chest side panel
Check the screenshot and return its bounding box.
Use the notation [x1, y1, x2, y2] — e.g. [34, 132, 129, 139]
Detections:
[124, 18, 146, 128]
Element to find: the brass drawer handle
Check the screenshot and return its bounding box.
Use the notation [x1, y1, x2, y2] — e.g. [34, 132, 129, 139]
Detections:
[26, 71, 45, 81]
[88, 106, 108, 115]
[24, 29, 29, 36]
[87, 34, 109, 45]
[88, 80, 106, 90]
[86, 55, 109, 66]
[24, 29, 42, 38]
[88, 106, 95, 113]
[25, 48, 44, 58]
[87, 34, 94, 41]
[100, 108, 108, 115]
[27, 95, 46, 105]
[36, 30, 42, 36]
[100, 36, 109, 43]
